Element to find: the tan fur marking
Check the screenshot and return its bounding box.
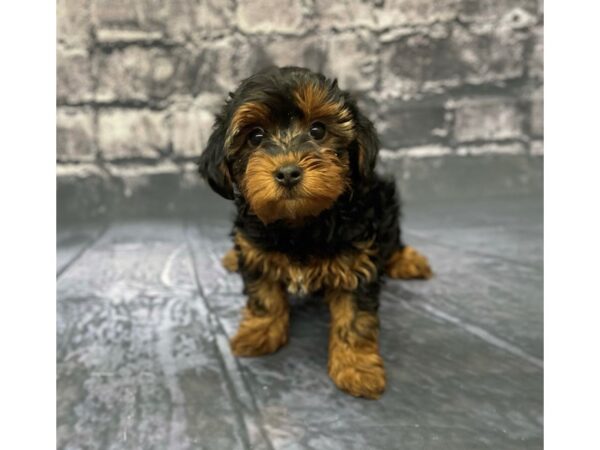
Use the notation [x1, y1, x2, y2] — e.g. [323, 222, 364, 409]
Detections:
[230, 277, 289, 357]
[327, 290, 385, 399]
[293, 82, 351, 124]
[235, 232, 377, 294]
[386, 246, 433, 279]
[222, 248, 239, 272]
[226, 102, 271, 150]
[242, 150, 349, 224]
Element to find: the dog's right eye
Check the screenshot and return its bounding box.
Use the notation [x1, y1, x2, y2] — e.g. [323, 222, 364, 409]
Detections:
[248, 128, 264, 147]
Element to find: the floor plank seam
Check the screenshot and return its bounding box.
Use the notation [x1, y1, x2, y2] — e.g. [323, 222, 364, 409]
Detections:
[404, 229, 540, 270]
[183, 222, 275, 450]
[56, 221, 110, 279]
[382, 290, 543, 369]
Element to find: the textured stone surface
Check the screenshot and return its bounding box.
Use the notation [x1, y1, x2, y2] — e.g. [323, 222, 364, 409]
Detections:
[313, 0, 377, 30]
[92, 0, 142, 26]
[98, 109, 169, 160]
[236, 0, 307, 34]
[56, 0, 543, 220]
[170, 99, 219, 159]
[164, 0, 235, 43]
[235, 35, 327, 82]
[456, 142, 526, 156]
[91, 0, 165, 33]
[452, 97, 524, 142]
[325, 31, 378, 92]
[57, 0, 91, 48]
[92, 0, 235, 43]
[95, 42, 238, 103]
[375, 0, 460, 28]
[529, 26, 543, 79]
[380, 24, 526, 97]
[379, 98, 447, 149]
[530, 140, 543, 156]
[95, 47, 180, 103]
[57, 191, 543, 449]
[57, 47, 94, 104]
[458, 0, 538, 22]
[530, 86, 543, 138]
[57, 107, 96, 162]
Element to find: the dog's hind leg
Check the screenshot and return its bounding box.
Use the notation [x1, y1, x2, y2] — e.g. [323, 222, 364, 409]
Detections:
[377, 178, 432, 279]
[386, 245, 432, 279]
[222, 247, 239, 272]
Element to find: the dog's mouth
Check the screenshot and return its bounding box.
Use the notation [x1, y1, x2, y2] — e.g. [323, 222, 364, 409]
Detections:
[279, 187, 303, 200]
[244, 187, 340, 224]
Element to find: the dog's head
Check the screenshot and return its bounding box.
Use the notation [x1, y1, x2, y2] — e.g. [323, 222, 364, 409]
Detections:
[198, 66, 378, 224]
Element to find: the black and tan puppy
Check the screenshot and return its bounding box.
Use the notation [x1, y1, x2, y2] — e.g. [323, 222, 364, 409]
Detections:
[198, 66, 432, 399]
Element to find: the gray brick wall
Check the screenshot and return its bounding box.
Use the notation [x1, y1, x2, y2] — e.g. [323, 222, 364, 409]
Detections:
[57, 0, 543, 220]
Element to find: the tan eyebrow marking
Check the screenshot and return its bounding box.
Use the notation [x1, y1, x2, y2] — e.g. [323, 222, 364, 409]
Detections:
[293, 81, 351, 123]
[226, 102, 271, 149]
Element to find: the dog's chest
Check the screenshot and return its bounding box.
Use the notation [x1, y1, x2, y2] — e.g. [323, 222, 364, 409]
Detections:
[235, 233, 377, 294]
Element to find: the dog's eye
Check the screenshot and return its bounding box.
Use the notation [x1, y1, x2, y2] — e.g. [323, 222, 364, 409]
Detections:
[247, 127, 264, 147]
[309, 122, 326, 140]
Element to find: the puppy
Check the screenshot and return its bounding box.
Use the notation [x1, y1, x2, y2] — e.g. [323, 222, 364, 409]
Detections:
[198, 66, 432, 399]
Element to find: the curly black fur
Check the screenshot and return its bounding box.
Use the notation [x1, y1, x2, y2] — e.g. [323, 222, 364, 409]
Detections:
[198, 66, 406, 313]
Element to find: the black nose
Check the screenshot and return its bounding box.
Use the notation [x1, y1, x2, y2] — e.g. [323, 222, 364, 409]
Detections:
[274, 164, 303, 188]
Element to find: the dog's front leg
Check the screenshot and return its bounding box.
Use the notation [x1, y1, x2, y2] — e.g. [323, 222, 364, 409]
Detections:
[326, 287, 385, 399]
[230, 274, 289, 357]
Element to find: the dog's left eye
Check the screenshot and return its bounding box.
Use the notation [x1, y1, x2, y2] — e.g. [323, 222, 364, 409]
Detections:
[248, 127, 264, 147]
[309, 122, 326, 140]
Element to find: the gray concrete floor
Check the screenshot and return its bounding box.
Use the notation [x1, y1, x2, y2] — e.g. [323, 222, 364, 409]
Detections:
[57, 192, 543, 450]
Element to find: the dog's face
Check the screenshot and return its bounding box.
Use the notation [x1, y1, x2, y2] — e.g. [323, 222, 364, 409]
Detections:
[198, 67, 379, 224]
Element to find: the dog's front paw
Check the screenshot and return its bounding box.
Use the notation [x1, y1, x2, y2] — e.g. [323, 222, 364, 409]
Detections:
[230, 311, 288, 357]
[328, 349, 386, 399]
[386, 246, 432, 280]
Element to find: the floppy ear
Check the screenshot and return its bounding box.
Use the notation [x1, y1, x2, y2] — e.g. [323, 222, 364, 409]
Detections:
[197, 116, 234, 200]
[352, 107, 379, 179]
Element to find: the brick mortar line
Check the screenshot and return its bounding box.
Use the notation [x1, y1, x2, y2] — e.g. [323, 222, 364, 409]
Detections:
[85, 17, 543, 48]
[57, 78, 543, 112]
[57, 221, 110, 280]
